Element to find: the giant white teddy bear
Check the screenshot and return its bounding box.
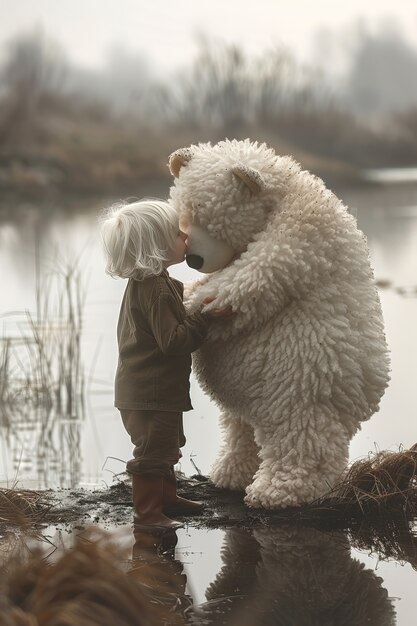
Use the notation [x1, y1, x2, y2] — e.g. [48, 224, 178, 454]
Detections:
[168, 139, 390, 509]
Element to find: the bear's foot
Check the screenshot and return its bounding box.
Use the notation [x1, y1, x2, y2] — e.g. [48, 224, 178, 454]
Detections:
[211, 452, 259, 491]
[244, 469, 334, 510]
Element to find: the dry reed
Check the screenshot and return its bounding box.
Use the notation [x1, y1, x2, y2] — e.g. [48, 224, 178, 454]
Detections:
[0, 531, 187, 626]
[0, 242, 87, 488]
[0, 487, 53, 528]
[317, 444, 417, 518]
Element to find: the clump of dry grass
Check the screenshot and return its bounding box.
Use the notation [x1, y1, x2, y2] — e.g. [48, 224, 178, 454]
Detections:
[0, 532, 186, 626]
[328, 447, 417, 570]
[0, 487, 53, 528]
[318, 444, 417, 518]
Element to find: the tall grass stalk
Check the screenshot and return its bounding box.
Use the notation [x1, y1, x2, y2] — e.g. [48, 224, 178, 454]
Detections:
[0, 243, 87, 488]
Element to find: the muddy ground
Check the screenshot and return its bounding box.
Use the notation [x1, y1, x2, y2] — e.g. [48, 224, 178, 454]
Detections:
[37, 473, 272, 531]
[31, 472, 412, 536]
[34, 474, 332, 532]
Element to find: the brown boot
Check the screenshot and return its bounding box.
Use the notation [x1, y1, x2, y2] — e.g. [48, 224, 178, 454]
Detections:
[132, 473, 183, 531]
[163, 467, 205, 515]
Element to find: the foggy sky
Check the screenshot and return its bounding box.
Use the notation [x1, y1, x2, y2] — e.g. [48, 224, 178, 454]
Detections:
[1, 0, 417, 75]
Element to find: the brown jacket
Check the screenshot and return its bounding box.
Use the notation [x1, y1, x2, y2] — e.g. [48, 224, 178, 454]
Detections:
[114, 270, 209, 411]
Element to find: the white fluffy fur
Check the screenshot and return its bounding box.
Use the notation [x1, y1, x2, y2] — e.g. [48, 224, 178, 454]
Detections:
[169, 139, 390, 509]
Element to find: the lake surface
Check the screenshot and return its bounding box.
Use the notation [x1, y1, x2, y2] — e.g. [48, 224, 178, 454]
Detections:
[1, 179, 417, 623]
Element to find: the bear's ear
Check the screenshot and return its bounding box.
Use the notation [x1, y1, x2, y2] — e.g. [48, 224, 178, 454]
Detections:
[168, 148, 193, 177]
[232, 165, 265, 194]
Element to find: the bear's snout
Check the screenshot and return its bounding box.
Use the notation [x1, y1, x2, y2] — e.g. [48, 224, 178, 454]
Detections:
[183, 224, 236, 273]
[186, 254, 204, 270]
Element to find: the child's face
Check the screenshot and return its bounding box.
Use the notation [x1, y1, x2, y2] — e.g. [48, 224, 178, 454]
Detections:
[166, 230, 188, 266]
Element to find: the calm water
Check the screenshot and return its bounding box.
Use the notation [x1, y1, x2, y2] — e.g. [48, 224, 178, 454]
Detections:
[1, 180, 417, 623]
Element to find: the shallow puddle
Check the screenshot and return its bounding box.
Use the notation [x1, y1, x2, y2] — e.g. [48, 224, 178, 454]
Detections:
[1, 514, 415, 625]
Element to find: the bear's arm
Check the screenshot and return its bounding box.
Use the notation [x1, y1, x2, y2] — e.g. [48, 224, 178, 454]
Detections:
[196, 215, 353, 328]
[183, 275, 211, 311]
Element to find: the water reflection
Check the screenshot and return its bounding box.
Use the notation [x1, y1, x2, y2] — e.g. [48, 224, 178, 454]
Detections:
[0, 255, 86, 488]
[194, 525, 396, 625]
[1, 415, 83, 488]
[131, 528, 192, 625]
[349, 515, 417, 571]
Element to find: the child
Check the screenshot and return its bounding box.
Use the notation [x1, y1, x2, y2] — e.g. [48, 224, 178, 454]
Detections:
[101, 199, 231, 530]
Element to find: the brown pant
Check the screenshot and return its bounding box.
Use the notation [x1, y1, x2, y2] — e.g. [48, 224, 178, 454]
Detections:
[119, 409, 186, 477]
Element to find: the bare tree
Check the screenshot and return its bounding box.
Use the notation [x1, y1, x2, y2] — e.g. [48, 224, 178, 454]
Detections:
[0, 30, 67, 145]
[170, 38, 255, 136]
[344, 23, 417, 117]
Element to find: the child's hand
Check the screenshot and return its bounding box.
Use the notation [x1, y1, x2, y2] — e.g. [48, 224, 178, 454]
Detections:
[201, 296, 235, 318]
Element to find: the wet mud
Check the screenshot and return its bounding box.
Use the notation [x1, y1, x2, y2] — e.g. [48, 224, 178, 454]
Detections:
[12, 468, 415, 538]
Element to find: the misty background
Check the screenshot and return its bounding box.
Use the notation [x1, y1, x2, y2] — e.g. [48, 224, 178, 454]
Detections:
[1, 14, 417, 214]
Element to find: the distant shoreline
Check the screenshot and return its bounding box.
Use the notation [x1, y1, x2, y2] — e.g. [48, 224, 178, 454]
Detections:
[2, 163, 417, 223]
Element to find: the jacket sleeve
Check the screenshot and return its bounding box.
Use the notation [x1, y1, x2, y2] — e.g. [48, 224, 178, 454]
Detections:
[149, 292, 209, 356]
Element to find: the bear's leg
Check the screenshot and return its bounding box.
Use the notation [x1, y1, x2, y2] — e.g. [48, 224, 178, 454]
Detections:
[245, 413, 349, 509]
[210, 412, 260, 490]
[205, 529, 260, 602]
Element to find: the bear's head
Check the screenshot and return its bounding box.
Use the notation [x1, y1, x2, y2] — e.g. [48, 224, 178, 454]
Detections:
[168, 139, 291, 273]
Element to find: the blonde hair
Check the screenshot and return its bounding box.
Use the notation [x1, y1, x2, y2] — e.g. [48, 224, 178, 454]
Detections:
[100, 199, 179, 280]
